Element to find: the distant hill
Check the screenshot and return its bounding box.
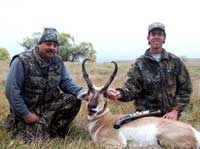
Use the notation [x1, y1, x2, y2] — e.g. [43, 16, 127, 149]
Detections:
[187, 58, 200, 63]
[116, 58, 200, 64]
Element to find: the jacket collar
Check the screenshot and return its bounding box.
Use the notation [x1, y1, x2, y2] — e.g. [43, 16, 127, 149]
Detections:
[144, 48, 169, 61]
[33, 47, 55, 68]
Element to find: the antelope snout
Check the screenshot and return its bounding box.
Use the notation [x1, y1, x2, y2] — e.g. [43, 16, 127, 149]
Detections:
[88, 101, 98, 115]
[88, 102, 96, 110]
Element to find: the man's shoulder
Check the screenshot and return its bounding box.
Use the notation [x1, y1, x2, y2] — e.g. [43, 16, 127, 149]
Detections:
[10, 50, 32, 65]
[53, 54, 63, 64]
[134, 54, 147, 64]
[167, 52, 180, 60]
[54, 54, 63, 60]
[130, 55, 147, 69]
[166, 51, 183, 65]
[13, 50, 32, 59]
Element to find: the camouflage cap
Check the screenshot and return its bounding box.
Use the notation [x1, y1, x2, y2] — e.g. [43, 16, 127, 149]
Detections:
[39, 28, 59, 44]
[148, 22, 165, 32]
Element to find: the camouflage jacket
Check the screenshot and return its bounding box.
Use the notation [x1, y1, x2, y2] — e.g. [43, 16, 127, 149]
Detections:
[117, 49, 192, 114]
[14, 48, 63, 108]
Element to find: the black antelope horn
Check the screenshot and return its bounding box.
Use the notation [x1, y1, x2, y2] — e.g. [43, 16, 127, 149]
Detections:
[101, 61, 118, 92]
[82, 59, 94, 91]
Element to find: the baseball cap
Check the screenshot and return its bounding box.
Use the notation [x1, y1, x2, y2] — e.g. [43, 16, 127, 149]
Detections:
[148, 22, 165, 32]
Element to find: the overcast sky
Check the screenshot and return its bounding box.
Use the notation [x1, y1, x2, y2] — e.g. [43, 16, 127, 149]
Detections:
[0, 0, 200, 62]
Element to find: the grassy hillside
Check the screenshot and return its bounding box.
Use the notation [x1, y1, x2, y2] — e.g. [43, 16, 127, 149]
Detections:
[0, 60, 200, 148]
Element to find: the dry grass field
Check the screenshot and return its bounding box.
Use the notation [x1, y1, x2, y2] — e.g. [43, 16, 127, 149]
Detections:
[0, 59, 200, 148]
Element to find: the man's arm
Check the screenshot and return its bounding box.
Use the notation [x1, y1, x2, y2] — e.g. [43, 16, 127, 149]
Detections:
[107, 62, 143, 101]
[163, 59, 192, 120]
[5, 58, 31, 117]
[6, 58, 39, 123]
[174, 60, 192, 112]
[59, 63, 85, 97]
[118, 62, 144, 101]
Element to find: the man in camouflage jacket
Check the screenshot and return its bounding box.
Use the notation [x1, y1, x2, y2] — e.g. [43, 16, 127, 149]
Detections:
[5, 28, 87, 141]
[107, 22, 192, 120]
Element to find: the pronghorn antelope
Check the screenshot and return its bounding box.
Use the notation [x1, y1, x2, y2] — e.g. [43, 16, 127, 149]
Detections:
[82, 59, 200, 148]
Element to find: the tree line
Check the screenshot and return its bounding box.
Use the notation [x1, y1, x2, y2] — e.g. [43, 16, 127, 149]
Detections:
[0, 30, 96, 62]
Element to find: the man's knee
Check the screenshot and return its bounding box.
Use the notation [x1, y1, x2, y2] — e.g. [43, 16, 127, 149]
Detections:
[48, 94, 82, 137]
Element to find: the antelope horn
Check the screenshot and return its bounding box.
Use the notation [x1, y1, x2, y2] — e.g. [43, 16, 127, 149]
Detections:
[82, 59, 94, 91]
[101, 61, 118, 91]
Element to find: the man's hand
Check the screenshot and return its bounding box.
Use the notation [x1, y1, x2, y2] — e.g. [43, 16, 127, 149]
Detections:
[107, 88, 122, 100]
[163, 109, 178, 120]
[24, 113, 40, 124]
[77, 90, 89, 101]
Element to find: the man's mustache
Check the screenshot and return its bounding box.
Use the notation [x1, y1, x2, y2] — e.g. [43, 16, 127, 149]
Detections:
[47, 48, 55, 52]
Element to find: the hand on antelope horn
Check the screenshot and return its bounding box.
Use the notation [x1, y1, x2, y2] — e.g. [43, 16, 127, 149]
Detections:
[107, 88, 122, 100]
[77, 90, 89, 101]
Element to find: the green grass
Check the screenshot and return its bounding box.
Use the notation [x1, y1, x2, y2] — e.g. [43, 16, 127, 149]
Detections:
[0, 60, 200, 148]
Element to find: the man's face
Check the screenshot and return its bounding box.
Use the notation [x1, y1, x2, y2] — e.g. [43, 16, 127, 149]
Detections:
[147, 29, 165, 49]
[38, 41, 58, 61]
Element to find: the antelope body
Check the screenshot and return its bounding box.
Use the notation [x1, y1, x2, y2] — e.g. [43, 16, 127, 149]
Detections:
[82, 59, 200, 148]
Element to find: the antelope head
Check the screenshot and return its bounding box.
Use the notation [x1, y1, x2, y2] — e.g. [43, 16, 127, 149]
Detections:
[82, 59, 118, 117]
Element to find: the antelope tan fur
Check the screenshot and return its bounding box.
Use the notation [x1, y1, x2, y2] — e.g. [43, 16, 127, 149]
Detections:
[82, 59, 200, 148]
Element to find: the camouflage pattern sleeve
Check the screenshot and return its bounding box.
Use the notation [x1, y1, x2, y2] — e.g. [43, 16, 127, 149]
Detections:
[117, 62, 143, 101]
[173, 60, 192, 112]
